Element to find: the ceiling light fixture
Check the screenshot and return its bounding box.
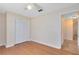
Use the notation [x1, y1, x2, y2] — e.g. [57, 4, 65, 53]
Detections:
[27, 5, 32, 10]
[25, 3, 43, 12]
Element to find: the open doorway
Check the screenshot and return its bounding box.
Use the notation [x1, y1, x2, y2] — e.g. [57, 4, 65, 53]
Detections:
[61, 12, 79, 54]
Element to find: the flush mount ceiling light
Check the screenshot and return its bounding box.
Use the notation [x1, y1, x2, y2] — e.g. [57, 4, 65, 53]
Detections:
[27, 5, 32, 10]
[24, 3, 33, 10]
[25, 3, 43, 12]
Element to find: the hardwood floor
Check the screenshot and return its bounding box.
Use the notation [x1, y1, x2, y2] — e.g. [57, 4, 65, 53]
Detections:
[0, 41, 77, 55]
[62, 39, 79, 54]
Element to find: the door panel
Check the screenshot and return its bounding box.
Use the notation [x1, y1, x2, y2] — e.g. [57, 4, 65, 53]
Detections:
[15, 18, 27, 44]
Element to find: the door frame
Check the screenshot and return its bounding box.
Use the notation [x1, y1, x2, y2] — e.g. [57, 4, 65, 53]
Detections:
[61, 10, 79, 48]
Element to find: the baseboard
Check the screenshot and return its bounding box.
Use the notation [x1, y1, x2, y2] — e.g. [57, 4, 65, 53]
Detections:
[15, 40, 31, 45]
[0, 44, 4, 46]
[32, 40, 61, 49]
[5, 44, 15, 48]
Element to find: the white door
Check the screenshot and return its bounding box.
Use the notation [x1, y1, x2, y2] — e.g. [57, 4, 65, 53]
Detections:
[15, 18, 27, 44]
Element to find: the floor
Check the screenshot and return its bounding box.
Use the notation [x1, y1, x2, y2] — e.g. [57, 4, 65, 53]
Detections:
[0, 41, 77, 55]
[62, 39, 79, 54]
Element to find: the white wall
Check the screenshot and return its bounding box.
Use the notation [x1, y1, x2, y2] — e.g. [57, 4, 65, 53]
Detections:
[31, 12, 61, 49]
[0, 13, 6, 46]
[31, 5, 79, 49]
[6, 12, 30, 47]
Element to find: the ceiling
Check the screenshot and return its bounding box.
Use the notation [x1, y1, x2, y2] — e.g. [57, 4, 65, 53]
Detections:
[0, 3, 78, 17]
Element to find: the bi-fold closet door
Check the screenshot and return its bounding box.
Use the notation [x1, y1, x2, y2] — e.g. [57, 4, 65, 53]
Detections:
[6, 12, 30, 47]
[15, 17, 28, 44]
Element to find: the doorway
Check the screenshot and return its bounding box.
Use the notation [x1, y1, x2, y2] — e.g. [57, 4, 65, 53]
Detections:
[61, 12, 79, 54]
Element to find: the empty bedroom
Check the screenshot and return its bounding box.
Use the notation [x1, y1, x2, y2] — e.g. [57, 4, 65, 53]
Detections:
[0, 3, 79, 55]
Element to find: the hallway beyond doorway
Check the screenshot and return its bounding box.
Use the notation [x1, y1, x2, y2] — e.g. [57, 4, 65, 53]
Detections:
[62, 39, 79, 54]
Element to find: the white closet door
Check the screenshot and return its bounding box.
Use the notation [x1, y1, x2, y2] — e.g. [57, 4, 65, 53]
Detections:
[15, 18, 27, 44]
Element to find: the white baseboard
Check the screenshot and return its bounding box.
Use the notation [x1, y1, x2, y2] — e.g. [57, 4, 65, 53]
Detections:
[5, 44, 15, 48]
[0, 44, 4, 46]
[15, 40, 31, 45]
[32, 40, 61, 49]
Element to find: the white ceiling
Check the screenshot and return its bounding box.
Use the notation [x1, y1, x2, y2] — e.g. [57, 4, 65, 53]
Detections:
[0, 3, 78, 17]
